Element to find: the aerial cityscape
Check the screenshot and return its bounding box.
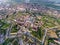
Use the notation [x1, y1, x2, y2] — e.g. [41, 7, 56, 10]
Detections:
[0, 0, 60, 45]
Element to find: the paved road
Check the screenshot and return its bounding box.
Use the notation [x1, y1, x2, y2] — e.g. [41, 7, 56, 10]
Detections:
[7, 19, 60, 45]
[9, 26, 60, 45]
[5, 24, 13, 38]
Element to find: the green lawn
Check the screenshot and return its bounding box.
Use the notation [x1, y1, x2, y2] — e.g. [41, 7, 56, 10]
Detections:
[0, 20, 10, 35]
[11, 25, 19, 33]
[3, 38, 15, 45]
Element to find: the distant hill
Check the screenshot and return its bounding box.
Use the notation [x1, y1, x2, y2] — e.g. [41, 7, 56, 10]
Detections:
[9, 0, 54, 6]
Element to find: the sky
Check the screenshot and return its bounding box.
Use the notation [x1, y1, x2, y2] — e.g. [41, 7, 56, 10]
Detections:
[0, 0, 9, 2]
[25, 0, 30, 3]
[0, 0, 60, 3]
[49, 0, 60, 3]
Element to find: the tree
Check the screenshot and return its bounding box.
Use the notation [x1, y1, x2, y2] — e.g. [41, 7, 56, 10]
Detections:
[37, 27, 43, 38]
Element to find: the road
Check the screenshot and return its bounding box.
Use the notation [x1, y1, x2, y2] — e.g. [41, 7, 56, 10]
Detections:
[9, 27, 41, 44]
[5, 24, 13, 38]
[7, 19, 60, 45]
[8, 26, 60, 45]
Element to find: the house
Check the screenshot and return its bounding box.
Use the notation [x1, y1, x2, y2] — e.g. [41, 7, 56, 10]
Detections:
[24, 21, 31, 28]
[0, 15, 2, 19]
